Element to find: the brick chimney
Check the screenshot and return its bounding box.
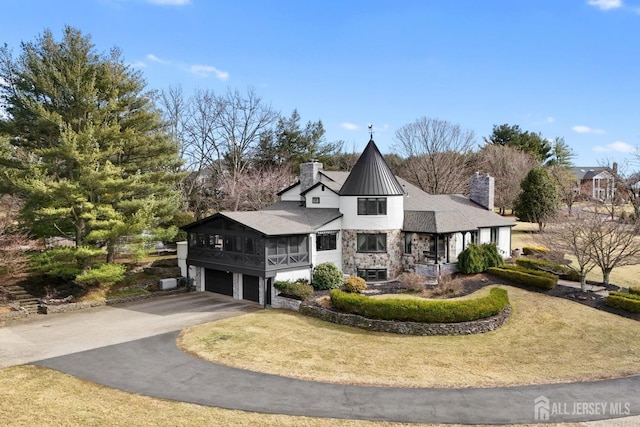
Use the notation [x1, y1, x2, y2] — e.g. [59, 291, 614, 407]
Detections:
[299, 161, 323, 193]
[469, 172, 495, 211]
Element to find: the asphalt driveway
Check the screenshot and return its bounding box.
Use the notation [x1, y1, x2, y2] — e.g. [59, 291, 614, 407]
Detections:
[4, 292, 640, 424]
[0, 292, 258, 368]
[36, 330, 640, 425]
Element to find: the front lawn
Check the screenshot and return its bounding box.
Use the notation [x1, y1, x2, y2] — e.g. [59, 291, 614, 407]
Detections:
[179, 286, 640, 388]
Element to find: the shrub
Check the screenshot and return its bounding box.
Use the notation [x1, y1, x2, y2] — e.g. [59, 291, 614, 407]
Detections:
[629, 286, 640, 296]
[487, 266, 557, 290]
[522, 245, 550, 256]
[457, 244, 485, 274]
[516, 257, 580, 281]
[312, 262, 343, 290]
[75, 263, 126, 286]
[606, 293, 640, 313]
[343, 276, 367, 293]
[274, 280, 315, 301]
[398, 272, 426, 292]
[431, 276, 463, 297]
[457, 243, 503, 274]
[329, 287, 509, 323]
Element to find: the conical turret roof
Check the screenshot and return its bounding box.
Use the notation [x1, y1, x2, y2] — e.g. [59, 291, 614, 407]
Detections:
[339, 139, 405, 196]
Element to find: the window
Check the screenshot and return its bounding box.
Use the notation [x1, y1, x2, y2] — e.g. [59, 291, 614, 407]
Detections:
[316, 232, 337, 251]
[357, 198, 387, 215]
[312, 197, 320, 204]
[491, 227, 499, 244]
[357, 268, 387, 281]
[404, 233, 412, 254]
[357, 233, 386, 252]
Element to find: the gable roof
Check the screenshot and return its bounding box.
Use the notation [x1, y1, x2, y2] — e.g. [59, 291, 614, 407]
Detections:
[339, 139, 404, 196]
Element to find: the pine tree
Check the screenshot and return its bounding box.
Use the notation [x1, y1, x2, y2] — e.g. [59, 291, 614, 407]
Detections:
[0, 26, 183, 262]
[514, 167, 558, 231]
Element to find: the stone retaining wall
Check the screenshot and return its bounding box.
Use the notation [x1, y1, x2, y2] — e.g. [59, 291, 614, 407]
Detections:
[270, 295, 302, 311]
[298, 303, 511, 336]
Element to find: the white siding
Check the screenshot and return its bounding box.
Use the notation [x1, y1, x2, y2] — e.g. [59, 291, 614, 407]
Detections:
[497, 226, 511, 258]
[280, 185, 301, 202]
[478, 228, 491, 244]
[274, 269, 311, 283]
[311, 218, 343, 270]
[304, 185, 340, 208]
[340, 195, 404, 230]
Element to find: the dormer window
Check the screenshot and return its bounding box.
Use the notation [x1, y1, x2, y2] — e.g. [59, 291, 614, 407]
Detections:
[357, 198, 387, 215]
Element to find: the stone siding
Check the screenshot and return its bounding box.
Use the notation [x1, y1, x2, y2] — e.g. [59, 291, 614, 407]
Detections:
[342, 229, 403, 278]
[299, 303, 511, 336]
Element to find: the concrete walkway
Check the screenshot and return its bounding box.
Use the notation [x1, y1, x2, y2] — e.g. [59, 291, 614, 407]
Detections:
[0, 292, 259, 368]
[35, 330, 640, 425]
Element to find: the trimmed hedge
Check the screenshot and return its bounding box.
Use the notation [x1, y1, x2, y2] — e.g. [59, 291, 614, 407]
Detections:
[515, 257, 581, 282]
[629, 286, 640, 296]
[329, 287, 509, 324]
[606, 292, 640, 313]
[522, 245, 550, 256]
[487, 266, 557, 290]
[274, 280, 315, 301]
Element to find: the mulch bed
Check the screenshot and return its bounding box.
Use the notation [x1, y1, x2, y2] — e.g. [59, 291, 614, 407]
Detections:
[458, 273, 640, 322]
[312, 273, 640, 322]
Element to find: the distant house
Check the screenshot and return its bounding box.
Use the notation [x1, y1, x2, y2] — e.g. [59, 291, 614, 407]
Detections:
[570, 164, 617, 201]
[180, 138, 514, 306]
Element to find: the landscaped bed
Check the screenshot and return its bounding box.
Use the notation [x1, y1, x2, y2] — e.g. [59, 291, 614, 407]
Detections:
[178, 285, 640, 388]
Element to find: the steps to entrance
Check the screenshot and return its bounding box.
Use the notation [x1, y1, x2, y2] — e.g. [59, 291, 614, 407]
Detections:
[3, 285, 40, 314]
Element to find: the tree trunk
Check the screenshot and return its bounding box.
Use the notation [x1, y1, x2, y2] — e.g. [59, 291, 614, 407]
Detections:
[602, 269, 611, 286]
[106, 243, 116, 263]
[580, 272, 587, 292]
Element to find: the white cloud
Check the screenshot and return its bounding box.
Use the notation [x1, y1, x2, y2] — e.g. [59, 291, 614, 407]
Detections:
[546, 117, 555, 123]
[189, 65, 229, 80]
[573, 125, 605, 134]
[587, 0, 623, 10]
[587, 0, 622, 10]
[146, 0, 191, 5]
[129, 60, 146, 68]
[146, 54, 166, 64]
[341, 122, 359, 131]
[593, 141, 636, 153]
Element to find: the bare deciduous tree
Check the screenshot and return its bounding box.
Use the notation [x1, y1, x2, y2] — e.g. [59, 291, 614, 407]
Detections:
[393, 117, 476, 195]
[588, 205, 640, 285]
[231, 165, 295, 211]
[476, 144, 537, 214]
[538, 210, 598, 291]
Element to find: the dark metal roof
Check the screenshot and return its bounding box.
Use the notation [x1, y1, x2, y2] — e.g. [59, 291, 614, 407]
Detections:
[339, 139, 405, 196]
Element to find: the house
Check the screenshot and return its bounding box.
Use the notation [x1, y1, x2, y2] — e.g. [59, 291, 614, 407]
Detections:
[570, 164, 617, 201]
[179, 138, 514, 306]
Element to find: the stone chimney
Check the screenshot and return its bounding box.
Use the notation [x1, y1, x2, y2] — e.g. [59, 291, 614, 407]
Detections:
[469, 172, 495, 211]
[299, 161, 323, 193]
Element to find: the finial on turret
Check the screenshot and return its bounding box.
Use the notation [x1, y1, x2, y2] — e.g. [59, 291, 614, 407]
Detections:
[368, 124, 373, 140]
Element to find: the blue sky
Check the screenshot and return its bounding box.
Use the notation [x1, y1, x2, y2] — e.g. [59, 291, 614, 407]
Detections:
[1, 0, 639, 167]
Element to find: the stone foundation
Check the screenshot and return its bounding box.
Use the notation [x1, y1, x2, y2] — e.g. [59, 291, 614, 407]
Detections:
[299, 303, 511, 336]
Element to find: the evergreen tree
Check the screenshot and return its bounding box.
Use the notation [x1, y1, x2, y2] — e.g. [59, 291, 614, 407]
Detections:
[484, 123, 552, 163]
[0, 26, 183, 262]
[514, 167, 558, 231]
[255, 109, 342, 172]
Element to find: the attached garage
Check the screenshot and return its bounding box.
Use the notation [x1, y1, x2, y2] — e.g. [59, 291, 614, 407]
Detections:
[242, 275, 260, 303]
[205, 269, 233, 296]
